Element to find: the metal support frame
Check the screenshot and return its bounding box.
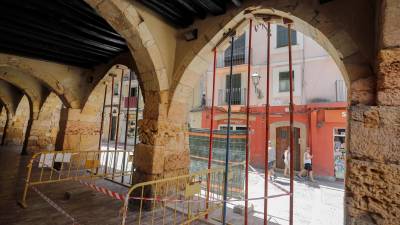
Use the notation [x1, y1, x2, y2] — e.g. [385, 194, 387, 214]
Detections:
[206, 47, 217, 217]
[288, 23, 295, 225]
[112, 69, 125, 178]
[222, 30, 236, 225]
[105, 74, 115, 174]
[98, 84, 108, 151]
[244, 19, 253, 225]
[130, 84, 140, 184]
[264, 22, 271, 225]
[121, 71, 133, 183]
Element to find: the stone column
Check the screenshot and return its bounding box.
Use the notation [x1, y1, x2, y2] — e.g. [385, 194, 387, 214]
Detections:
[27, 93, 63, 152]
[132, 91, 190, 184]
[346, 49, 400, 225]
[5, 96, 30, 146]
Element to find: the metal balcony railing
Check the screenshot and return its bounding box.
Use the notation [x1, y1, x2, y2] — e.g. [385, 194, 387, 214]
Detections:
[218, 88, 247, 106]
[217, 47, 249, 68]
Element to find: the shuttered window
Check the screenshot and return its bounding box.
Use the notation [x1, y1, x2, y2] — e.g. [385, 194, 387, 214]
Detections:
[276, 25, 297, 48]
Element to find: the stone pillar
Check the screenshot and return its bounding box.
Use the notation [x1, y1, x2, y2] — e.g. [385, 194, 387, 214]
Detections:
[61, 83, 105, 152]
[346, 49, 400, 225]
[5, 96, 29, 145]
[27, 93, 63, 152]
[132, 91, 190, 184]
[0, 109, 8, 145]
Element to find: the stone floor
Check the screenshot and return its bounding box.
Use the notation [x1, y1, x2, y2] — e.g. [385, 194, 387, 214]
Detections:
[0, 146, 344, 225]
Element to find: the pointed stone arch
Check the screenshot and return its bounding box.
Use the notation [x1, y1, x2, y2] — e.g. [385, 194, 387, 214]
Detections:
[0, 66, 50, 119]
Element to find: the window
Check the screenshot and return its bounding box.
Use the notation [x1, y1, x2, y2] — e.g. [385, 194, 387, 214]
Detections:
[225, 74, 242, 105]
[278, 71, 294, 92]
[224, 34, 246, 66]
[130, 87, 137, 97]
[114, 83, 119, 95]
[276, 25, 297, 48]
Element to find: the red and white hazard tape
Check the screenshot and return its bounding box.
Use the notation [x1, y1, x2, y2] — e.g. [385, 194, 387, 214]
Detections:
[31, 186, 79, 225]
[78, 180, 126, 201]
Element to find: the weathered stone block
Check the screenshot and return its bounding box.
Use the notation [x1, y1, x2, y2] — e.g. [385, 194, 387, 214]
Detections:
[346, 159, 400, 225]
[350, 76, 376, 105]
[377, 48, 400, 106]
[134, 143, 165, 175]
[163, 150, 190, 171]
[350, 106, 400, 163]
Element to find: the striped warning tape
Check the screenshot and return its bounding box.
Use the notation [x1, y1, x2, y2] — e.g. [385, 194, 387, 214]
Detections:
[78, 179, 291, 203]
[31, 186, 79, 225]
[78, 180, 125, 201]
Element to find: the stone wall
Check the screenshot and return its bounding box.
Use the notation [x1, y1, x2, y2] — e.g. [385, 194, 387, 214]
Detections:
[27, 93, 63, 152]
[5, 96, 29, 145]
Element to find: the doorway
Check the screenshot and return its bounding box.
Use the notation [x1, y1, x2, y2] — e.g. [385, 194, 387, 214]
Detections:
[275, 126, 301, 170]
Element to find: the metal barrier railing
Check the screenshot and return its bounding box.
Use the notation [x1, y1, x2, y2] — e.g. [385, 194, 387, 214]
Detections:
[19, 149, 134, 208]
[121, 162, 244, 225]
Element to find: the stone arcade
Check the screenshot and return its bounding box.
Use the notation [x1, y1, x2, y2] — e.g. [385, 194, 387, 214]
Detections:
[0, 0, 398, 224]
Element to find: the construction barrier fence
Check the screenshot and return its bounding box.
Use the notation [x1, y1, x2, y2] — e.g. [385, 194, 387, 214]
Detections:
[121, 163, 244, 225]
[19, 149, 134, 208]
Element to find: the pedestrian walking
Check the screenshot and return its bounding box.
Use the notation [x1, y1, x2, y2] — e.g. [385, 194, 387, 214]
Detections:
[283, 148, 290, 177]
[298, 147, 315, 182]
[267, 141, 276, 181]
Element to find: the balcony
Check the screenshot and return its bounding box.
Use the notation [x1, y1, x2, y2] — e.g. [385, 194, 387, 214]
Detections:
[217, 47, 249, 68]
[124, 96, 138, 108]
[218, 88, 247, 106]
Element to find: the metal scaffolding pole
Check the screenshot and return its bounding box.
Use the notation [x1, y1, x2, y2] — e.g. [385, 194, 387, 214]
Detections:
[244, 19, 253, 225]
[98, 84, 108, 151]
[206, 47, 217, 217]
[112, 69, 125, 179]
[288, 23, 295, 225]
[264, 21, 271, 225]
[222, 30, 236, 225]
[105, 74, 115, 174]
[130, 85, 140, 185]
[121, 71, 133, 184]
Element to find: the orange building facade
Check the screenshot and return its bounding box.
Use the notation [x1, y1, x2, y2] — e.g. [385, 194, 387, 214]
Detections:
[199, 102, 347, 179]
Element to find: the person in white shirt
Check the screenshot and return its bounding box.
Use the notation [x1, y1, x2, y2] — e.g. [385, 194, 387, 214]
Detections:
[267, 141, 277, 181]
[298, 147, 315, 182]
[283, 148, 290, 177]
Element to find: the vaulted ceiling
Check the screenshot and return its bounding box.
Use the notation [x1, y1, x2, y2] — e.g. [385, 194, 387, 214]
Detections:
[138, 0, 243, 28]
[0, 0, 128, 68]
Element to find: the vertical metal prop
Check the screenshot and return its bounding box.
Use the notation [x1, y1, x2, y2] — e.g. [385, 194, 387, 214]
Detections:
[130, 85, 140, 184]
[97, 84, 107, 175]
[244, 19, 253, 225]
[264, 22, 271, 225]
[288, 23, 295, 225]
[113, 69, 125, 178]
[105, 75, 115, 174]
[206, 47, 217, 217]
[222, 31, 235, 225]
[98, 85, 108, 151]
[122, 71, 133, 183]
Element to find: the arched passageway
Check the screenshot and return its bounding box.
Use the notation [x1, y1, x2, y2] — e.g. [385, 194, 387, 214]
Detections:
[0, 1, 397, 225]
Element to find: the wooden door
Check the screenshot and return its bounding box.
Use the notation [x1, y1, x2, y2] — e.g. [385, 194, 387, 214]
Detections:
[275, 126, 301, 170]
